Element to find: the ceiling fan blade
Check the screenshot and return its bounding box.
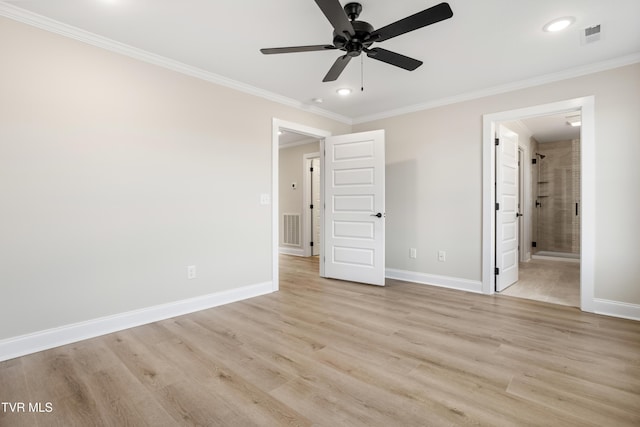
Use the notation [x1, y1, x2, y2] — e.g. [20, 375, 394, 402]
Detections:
[371, 2, 453, 43]
[314, 0, 355, 37]
[323, 55, 352, 82]
[366, 48, 423, 71]
[261, 45, 337, 54]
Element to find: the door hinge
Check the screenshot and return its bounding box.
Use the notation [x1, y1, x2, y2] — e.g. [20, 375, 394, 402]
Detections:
[495, 267, 500, 275]
[495, 138, 500, 146]
[532, 158, 537, 165]
[495, 202, 500, 211]
[310, 167, 314, 172]
[310, 241, 314, 247]
[310, 204, 313, 210]
[532, 241, 537, 248]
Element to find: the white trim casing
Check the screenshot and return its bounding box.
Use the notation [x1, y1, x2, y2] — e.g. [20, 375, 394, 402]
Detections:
[384, 268, 640, 321]
[592, 299, 640, 321]
[279, 247, 305, 257]
[0, 281, 273, 362]
[0, 2, 351, 125]
[482, 97, 596, 313]
[386, 269, 483, 294]
[353, 54, 640, 124]
[2, 2, 638, 126]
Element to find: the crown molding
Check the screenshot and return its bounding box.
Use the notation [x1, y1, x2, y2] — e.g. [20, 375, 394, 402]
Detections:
[352, 52, 640, 124]
[1, 2, 638, 127]
[0, 2, 352, 125]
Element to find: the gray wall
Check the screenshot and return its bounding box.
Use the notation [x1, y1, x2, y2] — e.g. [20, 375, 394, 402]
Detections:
[1, 14, 639, 345]
[0, 17, 350, 340]
[355, 63, 640, 305]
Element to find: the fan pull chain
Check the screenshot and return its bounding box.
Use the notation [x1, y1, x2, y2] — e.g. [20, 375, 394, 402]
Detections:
[361, 55, 364, 92]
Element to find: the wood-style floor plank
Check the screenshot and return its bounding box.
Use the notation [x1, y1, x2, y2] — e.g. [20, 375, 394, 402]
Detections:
[1, 254, 638, 426]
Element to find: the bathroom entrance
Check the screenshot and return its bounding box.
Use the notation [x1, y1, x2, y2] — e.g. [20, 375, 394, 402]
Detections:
[503, 110, 582, 306]
[530, 121, 581, 260]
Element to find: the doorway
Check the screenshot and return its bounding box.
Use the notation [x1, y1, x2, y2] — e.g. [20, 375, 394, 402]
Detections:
[482, 97, 595, 313]
[272, 119, 331, 292]
[272, 120, 387, 289]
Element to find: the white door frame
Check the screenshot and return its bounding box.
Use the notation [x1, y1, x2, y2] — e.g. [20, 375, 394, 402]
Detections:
[272, 119, 331, 291]
[303, 152, 321, 257]
[517, 146, 528, 262]
[482, 97, 595, 312]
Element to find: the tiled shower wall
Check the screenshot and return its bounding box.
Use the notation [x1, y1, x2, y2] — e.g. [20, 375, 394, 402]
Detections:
[532, 139, 581, 255]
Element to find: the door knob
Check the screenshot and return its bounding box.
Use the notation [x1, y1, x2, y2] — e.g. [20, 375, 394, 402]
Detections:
[370, 213, 383, 218]
[516, 213, 523, 218]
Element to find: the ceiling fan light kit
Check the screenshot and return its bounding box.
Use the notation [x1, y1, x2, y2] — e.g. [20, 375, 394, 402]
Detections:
[260, 0, 454, 82]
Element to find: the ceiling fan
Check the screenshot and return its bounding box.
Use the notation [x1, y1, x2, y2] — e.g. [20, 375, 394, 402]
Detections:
[260, 0, 453, 82]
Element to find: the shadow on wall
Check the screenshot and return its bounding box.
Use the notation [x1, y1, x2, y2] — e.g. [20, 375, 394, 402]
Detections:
[386, 160, 418, 270]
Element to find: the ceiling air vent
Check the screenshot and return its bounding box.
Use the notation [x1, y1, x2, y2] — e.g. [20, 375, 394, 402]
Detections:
[582, 24, 601, 44]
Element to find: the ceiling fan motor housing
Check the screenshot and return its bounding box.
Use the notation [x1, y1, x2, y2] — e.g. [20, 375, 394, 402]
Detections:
[333, 20, 374, 56]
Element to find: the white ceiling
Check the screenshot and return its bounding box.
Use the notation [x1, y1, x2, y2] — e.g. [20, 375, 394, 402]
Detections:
[520, 112, 582, 144]
[279, 130, 318, 148]
[2, 0, 639, 122]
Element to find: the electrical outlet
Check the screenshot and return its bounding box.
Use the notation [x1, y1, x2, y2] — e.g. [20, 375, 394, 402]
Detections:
[410, 248, 417, 259]
[187, 265, 196, 279]
[438, 251, 446, 262]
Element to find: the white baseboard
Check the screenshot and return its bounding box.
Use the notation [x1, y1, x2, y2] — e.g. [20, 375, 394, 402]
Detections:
[279, 246, 305, 257]
[532, 254, 580, 263]
[0, 281, 273, 362]
[386, 268, 483, 293]
[592, 298, 640, 321]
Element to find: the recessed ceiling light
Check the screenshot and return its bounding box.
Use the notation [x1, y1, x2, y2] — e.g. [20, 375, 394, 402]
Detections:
[543, 17, 575, 32]
[312, 97, 323, 103]
[336, 88, 352, 96]
[567, 120, 582, 127]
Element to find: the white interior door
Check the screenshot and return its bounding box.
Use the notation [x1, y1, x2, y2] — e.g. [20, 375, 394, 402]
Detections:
[496, 125, 519, 291]
[323, 130, 385, 286]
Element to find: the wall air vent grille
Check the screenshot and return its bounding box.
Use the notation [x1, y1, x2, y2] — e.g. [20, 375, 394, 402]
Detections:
[582, 24, 601, 44]
[283, 214, 301, 246]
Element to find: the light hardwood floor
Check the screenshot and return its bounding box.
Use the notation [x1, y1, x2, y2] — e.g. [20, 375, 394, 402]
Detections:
[1, 255, 639, 426]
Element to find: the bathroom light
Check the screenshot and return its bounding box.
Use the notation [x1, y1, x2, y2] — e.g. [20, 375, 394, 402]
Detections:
[336, 88, 352, 96]
[543, 17, 575, 32]
[567, 120, 582, 127]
